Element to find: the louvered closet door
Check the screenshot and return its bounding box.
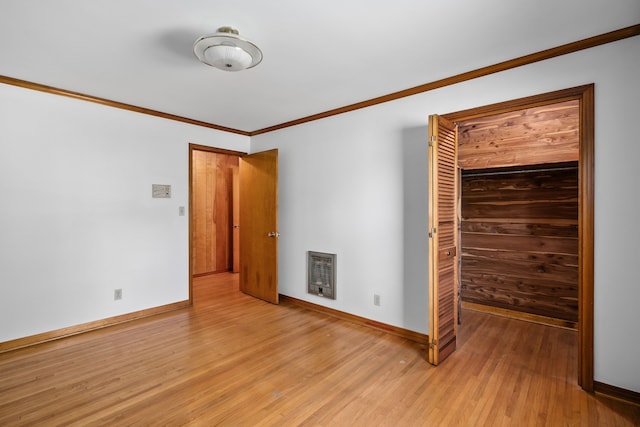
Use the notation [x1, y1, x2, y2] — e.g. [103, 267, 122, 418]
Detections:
[428, 114, 458, 365]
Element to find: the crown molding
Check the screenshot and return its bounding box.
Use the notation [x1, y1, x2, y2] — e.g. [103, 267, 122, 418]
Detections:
[250, 24, 640, 135]
[2, 24, 638, 136]
[0, 75, 251, 136]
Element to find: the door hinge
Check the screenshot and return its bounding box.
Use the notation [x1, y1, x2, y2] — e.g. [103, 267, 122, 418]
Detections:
[429, 339, 438, 349]
[428, 227, 436, 238]
[428, 135, 437, 147]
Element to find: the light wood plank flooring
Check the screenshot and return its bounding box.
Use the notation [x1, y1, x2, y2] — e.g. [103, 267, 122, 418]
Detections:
[1, 273, 638, 426]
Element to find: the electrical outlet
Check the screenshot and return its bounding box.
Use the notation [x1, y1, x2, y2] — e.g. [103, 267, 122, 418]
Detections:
[114, 289, 122, 300]
[374, 294, 380, 306]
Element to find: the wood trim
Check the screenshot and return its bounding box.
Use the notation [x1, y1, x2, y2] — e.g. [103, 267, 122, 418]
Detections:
[250, 25, 639, 136]
[188, 143, 247, 157]
[280, 295, 429, 345]
[0, 300, 190, 354]
[462, 301, 577, 330]
[3, 26, 637, 138]
[594, 382, 640, 406]
[192, 270, 233, 278]
[579, 84, 595, 392]
[189, 145, 194, 305]
[445, 85, 593, 122]
[0, 75, 251, 136]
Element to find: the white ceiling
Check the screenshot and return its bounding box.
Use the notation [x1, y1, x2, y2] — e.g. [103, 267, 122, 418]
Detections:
[2, 1, 639, 133]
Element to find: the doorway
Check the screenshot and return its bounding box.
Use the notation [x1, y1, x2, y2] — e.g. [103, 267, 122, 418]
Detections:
[189, 145, 280, 305]
[430, 84, 594, 390]
[456, 97, 580, 328]
[189, 144, 243, 302]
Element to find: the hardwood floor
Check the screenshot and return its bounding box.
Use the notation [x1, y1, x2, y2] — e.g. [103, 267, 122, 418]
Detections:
[1, 273, 638, 426]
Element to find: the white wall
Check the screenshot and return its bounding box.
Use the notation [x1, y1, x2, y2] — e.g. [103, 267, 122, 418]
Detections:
[0, 84, 249, 342]
[252, 36, 640, 392]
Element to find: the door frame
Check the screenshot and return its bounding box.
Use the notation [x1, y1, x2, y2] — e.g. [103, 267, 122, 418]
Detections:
[441, 84, 594, 391]
[188, 144, 246, 304]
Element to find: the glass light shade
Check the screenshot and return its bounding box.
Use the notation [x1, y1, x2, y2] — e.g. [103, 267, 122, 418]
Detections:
[203, 45, 253, 71]
[193, 27, 263, 71]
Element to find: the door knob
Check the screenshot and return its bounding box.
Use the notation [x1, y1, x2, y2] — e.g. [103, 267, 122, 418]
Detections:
[267, 231, 280, 238]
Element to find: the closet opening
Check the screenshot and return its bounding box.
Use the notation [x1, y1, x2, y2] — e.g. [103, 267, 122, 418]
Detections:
[431, 84, 594, 389]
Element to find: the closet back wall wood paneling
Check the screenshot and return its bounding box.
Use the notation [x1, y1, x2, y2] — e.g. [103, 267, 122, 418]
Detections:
[460, 163, 579, 324]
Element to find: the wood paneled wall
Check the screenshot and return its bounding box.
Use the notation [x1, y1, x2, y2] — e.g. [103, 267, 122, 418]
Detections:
[458, 100, 579, 170]
[460, 164, 579, 323]
[457, 100, 581, 324]
[192, 150, 238, 275]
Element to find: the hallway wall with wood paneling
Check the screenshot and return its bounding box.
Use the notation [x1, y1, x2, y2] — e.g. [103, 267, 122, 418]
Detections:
[192, 150, 238, 275]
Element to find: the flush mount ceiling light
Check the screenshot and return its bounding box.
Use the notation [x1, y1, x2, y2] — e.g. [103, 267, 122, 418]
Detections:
[193, 26, 262, 71]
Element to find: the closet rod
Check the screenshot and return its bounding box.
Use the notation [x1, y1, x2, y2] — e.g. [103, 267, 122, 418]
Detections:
[462, 165, 578, 178]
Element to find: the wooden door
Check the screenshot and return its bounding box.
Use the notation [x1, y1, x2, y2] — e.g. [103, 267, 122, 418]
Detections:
[428, 114, 459, 365]
[239, 149, 279, 304]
